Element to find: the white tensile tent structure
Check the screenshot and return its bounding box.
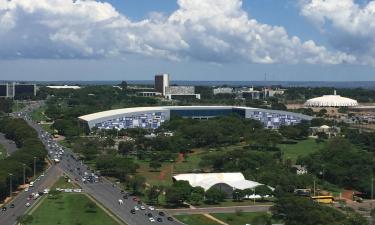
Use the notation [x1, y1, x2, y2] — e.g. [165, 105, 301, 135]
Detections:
[304, 92, 358, 107]
[172, 172, 263, 191]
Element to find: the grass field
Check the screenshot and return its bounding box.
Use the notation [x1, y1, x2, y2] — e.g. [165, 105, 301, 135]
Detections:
[41, 124, 54, 134]
[0, 144, 6, 159]
[175, 214, 221, 225]
[279, 138, 323, 162]
[31, 106, 49, 121]
[52, 176, 78, 189]
[29, 193, 120, 225]
[212, 212, 277, 225]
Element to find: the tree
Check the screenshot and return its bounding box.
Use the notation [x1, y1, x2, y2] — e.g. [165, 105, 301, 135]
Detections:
[252, 214, 272, 225]
[190, 192, 204, 205]
[128, 175, 146, 194]
[118, 141, 134, 155]
[16, 215, 33, 225]
[119, 81, 128, 89]
[255, 185, 273, 200]
[149, 161, 162, 172]
[205, 187, 226, 204]
[165, 181, 192, 205]
[146, 185, 162, 204]
[232, 189, 245, 202]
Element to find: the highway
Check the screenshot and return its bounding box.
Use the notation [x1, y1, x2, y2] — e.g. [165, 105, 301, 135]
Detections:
[1, 101, 185, 225]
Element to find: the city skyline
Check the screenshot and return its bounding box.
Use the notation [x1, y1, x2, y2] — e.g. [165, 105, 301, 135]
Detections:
[0, 0, 375, 81]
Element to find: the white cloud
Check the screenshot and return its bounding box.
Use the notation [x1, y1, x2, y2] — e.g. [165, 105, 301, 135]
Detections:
[300, 0, 375, 65]
[0, 0, 357, 65]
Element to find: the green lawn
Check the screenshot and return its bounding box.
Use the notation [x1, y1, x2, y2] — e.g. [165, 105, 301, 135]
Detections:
[0, 144, 6, 159]
[279, 138, 323, 162]
[52, 176, 78, 189]
[41, 124, 54, 134]
[31, 106, 49, 121]
[212, 212, 277, 225]
[175, 214, 221, 225]
[29, 193, 120, 225]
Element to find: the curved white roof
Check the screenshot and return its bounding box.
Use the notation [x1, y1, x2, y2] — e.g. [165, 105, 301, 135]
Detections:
[173, 173, 262, 191]
[304, 95, 358, 107]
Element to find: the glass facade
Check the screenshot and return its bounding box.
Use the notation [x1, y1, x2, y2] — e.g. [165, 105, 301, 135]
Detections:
[171, 109, 234, 118]
[91, 108, 309, 130]
[95, 112, 167, 130]
[247, 110, 301, 129]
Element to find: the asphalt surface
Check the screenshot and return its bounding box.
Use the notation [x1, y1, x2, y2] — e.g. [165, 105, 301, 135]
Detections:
[0, 132, 18, 156]
[1, 101, 185, 225]
[165, 205, 272, 215]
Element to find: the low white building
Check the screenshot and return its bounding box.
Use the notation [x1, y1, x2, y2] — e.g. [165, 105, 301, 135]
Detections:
[173, 172, 264, 196]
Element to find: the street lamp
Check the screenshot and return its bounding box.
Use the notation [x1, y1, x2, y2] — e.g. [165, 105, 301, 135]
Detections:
[33, 157, 37, 178]
[22, 163, 26, 185]
[9, 173, 13, 197]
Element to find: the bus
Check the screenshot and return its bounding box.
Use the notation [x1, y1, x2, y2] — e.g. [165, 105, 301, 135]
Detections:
[311, 195, 334, 204]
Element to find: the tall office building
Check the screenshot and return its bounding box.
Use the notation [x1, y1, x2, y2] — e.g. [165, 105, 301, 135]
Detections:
[0, 84, 8, 97]
[154, 74, 170, 96]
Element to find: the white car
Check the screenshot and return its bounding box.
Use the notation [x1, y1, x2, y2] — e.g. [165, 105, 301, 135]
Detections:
[24, 188, 29, 192]
[140, 205, 146, 210]
[134, 206, 139, 211]
[149, 217, 155, 222]
[148, 206, 155, 211]
[25, 202, 31, 207]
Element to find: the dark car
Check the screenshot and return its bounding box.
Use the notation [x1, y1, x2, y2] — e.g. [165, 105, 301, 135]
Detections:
[10, 204, 15, 208]
[157, 218, 163, 222]
[130, 209, 136, 214]
[147, 213, 153, 218]
[167, 217, 174, 221]
[158, 211, 165, 216]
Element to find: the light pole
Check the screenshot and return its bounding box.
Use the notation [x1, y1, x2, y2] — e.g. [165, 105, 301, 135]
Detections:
[33, 157, 37, 178]
[9, 173, 13, 197]
[22, 163, 26, 185]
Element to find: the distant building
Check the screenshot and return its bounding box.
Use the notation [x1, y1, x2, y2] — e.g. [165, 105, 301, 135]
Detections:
[0, 84, 9, 98]
[137, 92, 162, 97]
[292, 165, 308, 175]
[173, 172, 265, 197]
[154, 74, 170, 96]
[14, 83, 36, 98]
[309, 125, 341, 138]
[46, 85, 81, 89]
[165, 86, 200, 100]
[213, 87, 233, 95]
[304, 91, 358, 107]
[239, 87, 262, 100]
[0, 83, 36, 98]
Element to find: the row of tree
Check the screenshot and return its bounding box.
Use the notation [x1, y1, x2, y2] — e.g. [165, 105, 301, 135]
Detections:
[0, 117, 47, 202]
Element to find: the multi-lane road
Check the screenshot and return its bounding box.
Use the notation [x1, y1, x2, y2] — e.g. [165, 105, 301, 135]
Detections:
[1, 101, 184, 225]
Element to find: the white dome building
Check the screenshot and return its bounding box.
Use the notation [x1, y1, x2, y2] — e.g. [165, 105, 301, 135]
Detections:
[304, 92, 358, 107]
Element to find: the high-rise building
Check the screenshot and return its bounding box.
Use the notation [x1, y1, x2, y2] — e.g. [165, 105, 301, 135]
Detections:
[154, 74, 170, 96]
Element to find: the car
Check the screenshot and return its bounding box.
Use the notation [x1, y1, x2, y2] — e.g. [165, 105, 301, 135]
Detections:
[147, 213, 153, 217]
[148, 206, 155, 211]
[158, 211, 165, 216]
[140, 205, 146, 210]
[24, 187, 29, 192]
[10, 204, 15, 208]
[167, 217, 174, 221]
[157, 218, 163, 222]
[132, 197, 138, 202]
[149, 217, 156, 223]
[134, 206, 139, 211]
[25, 203, 31, 207]
[1, 206, 6, 211]
[130, 209, 136, 214]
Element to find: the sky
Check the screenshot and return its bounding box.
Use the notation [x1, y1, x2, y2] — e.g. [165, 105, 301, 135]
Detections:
[0, 0, 375, 81]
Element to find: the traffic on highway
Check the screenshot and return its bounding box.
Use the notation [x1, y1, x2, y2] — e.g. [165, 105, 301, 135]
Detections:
[0, 101, 183, 225]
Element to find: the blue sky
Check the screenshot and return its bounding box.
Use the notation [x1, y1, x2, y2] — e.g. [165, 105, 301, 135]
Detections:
[0, 0, 375, 81]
